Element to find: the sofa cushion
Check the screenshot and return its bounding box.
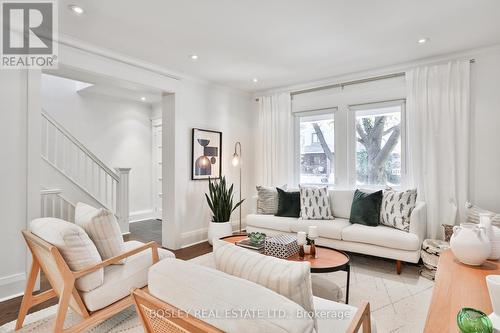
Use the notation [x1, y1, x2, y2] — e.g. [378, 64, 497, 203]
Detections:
[299, 185, 334, 220]
[75, 202, 126, 263]
[256, 185, 286, 215]
[213, 240, 315, 319]
[246, 213, 295, 232]
[30, 218, 104, 292]
[349, 190, 383, 227]
[149, 258, 315, 333]
[342, 224, 420, 251]
[380, 189, 417, 232]
[276, 188, 301, 218]
[328, 190, 354, 219]
[81, 240, 174, 311]
[290, 218, 351, 240]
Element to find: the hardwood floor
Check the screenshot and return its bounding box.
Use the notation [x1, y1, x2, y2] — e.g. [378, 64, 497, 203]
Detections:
[0, 220, 213, 326]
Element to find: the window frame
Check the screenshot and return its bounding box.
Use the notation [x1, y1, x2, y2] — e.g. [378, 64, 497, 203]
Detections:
[347, 99, 407, 190]
[293, 108, 337, 187]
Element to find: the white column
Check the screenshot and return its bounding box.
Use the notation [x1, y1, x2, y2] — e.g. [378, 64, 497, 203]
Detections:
[115, 167, 131, 234]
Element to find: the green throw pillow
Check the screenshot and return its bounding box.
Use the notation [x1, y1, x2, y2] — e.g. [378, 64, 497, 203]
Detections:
[275, 188, 301, 218]
[349, 189, 383, 227]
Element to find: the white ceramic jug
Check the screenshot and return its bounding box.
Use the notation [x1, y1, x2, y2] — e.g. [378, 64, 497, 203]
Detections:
[450, 223, 491, 266]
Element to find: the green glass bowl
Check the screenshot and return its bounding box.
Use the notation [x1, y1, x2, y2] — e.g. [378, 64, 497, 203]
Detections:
[457, 308, 493, 333]
[248, 232, 266, 245]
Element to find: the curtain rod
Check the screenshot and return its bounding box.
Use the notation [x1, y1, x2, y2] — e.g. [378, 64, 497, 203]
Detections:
[254, 58, 475, 101]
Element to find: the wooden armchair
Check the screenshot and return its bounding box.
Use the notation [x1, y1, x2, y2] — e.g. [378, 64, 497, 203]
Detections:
[16, 230, 160, 333]
[131, 288, 372, 333]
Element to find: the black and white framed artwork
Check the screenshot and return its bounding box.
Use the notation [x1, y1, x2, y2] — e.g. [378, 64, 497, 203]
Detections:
[191, 128, 222, 180]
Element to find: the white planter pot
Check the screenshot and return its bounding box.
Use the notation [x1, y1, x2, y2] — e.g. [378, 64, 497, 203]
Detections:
[450, 223, 491, 266]
[207, 221, 232, 245]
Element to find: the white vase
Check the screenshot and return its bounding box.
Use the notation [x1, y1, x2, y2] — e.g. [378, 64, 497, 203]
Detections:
[486, 275, 500, 332]
[207, 221, 232, 245]
[490, 226, 500, 260]
[450, 223, 491, 266]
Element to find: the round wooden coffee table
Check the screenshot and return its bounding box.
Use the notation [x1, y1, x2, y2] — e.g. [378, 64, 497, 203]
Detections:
[220, 235, 351, 303]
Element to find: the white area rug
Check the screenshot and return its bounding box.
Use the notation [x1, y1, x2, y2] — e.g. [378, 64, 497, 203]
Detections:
[0, 253, 433, 333]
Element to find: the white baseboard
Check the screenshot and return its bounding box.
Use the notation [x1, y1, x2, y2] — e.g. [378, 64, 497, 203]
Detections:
[129, 209, 155, 223]
[180, 219, 246, 248]
[0, 273, 26, 302]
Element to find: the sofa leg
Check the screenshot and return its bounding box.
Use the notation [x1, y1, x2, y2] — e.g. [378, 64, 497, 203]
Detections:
[396, 260, 402, 275]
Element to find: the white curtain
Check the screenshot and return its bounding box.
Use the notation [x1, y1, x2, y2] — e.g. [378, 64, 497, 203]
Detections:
[406, 60, 471, 239]
[256, 93, 295, 187]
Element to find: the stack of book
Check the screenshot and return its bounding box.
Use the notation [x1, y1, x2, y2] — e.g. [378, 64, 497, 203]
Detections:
[235, 238, 264, 252]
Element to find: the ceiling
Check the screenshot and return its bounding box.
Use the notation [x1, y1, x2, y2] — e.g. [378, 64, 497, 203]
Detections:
[59, 0, 500, 92]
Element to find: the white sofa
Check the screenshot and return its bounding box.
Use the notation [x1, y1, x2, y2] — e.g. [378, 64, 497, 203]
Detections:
[246, 189, 426, 269]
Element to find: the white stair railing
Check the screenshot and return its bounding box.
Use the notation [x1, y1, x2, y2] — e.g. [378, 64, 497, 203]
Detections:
[41, 110, 130, 229]
[41, 189, 75, 222]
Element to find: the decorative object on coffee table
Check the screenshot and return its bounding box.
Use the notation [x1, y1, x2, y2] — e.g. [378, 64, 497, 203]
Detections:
[248, 231, 266, 246]
[308, 226, 319, 259]
[192, 128, 222, 180]
[297, 231, 306, 260]
[486, 275, 500, 331]
[264, 234, 300, 259]
[221, 235, 351, 304]
[456, 308, 493, 333]
[450, 223, 491, 266]
[205, 176, 244, 245]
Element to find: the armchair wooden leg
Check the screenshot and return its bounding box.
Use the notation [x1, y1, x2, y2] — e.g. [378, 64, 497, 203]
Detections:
[396, 260, 402, 275]
[53, 287, 72, 333]
[16, 258, 41, 330]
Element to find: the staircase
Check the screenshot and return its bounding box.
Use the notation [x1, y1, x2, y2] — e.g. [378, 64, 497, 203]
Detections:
[40, 110, 130, 233]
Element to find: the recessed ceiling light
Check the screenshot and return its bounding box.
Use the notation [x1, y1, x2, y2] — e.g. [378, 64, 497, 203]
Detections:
[417, 37, 429, 44]
[68, 4, 84, 15]
[140, 97, 146, 101]
[189, 54, 198, 61]
[252, 78, 259, 83]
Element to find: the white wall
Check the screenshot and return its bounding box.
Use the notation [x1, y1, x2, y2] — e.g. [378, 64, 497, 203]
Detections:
[166, 79, 256, 247]
[0, 71, 29, 300]
[41, 74, 155, 220]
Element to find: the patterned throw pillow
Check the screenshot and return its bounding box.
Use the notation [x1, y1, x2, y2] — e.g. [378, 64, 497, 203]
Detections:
[466, 202, 500, 226]
[256, 185, 286, 214]
[299, 185, 334, 220]
[380, 189, 417, 232]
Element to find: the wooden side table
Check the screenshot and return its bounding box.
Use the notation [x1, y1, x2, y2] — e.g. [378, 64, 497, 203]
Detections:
[424, 250, 500, 332]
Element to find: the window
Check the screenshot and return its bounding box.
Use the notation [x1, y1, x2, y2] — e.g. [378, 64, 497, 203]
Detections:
[293, 100, 406, 189]
[352, 102, 405, 187]
[296, 111, 335, 185]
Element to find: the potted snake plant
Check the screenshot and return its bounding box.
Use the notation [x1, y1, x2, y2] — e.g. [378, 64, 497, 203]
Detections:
[205, 176, 244, 245]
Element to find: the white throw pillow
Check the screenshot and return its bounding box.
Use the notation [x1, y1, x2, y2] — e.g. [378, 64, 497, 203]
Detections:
[30, 218, 104, 292]
[256, 185, 287, 215]
[466, 202, 500, 226]
[299, 185, 334, 220]
[75, 202, 125, 264]
[380, 189, 417, 232]
[213, 240, 315, 324]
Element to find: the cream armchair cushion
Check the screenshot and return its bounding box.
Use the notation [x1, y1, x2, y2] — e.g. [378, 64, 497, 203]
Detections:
[30, 218, 104, 292]
[81, 240, 175, 311]
[213, 240, 315, 319]
[75, 202, 126, 264]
